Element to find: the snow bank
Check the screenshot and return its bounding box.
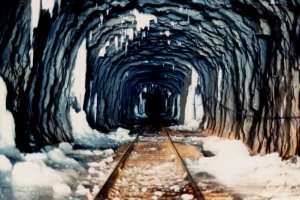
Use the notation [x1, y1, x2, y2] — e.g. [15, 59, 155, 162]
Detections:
[58, 142, 73, 154]
[12, 161, 64, 187]
[0, 155, 12, 172]
[74, 127, 134, 149]
[185, 136, 300, 199]
[47, 148, 83, 170]
[52, 183, 71, 196]
[0, 77, 16, 154]
[70, 40, 134, 149]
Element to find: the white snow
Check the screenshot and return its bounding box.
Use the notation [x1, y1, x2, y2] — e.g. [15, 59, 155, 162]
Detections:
[185, 136, 300, 199]
[70, 39, 87, 109]
[11, 161, 64, 187]
[217, 68, 223, 101]
[70, 40, 134, 148]
[47, 148, 82, 170]
[194, 93, 204, 122]
[100, 9, 157, 57]
[98, 41, 110, 57]
[75, 184, 90, 196]
[70, 39, 94, 138]
[184, 68, 200, 129]
[0, 77, 16, 152]
[31, 0, 40, 41]
[24, 152, 47, 162]
[41, 0, 56, 17]
[52, 183, 71, 196]
[164, 30, 171, 37]
[181, 194, 194, 200]
[58, 142, 73, 154]
[0, 155, 12, 172]
[160, 30, 171, 37]
[131, 9, 157, 31]
[74, 127, 134, 149]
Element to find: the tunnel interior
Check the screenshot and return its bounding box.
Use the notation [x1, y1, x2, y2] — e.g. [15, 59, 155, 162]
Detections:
[0, 0, 299, 157]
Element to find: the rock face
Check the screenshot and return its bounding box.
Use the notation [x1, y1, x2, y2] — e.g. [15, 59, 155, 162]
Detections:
[0, 0, 299, 157]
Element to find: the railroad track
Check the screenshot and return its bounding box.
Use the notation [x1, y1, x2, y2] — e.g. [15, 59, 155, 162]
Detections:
[95, 129, 204, 200]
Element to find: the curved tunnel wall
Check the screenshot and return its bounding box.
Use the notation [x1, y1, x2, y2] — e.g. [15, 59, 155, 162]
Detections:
[0, 0, 299, 157]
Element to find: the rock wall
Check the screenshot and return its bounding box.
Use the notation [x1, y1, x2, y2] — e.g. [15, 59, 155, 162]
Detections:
[0, 0, 299, 156]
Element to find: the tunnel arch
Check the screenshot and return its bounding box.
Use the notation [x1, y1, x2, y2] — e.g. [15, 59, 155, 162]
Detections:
[0, 0, 299, 157]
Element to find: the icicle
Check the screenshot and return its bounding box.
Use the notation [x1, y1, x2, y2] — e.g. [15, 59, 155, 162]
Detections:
[171, 21, 176, 28]
[176, 95, 181, 120]
[125, 41, 128, 54]
[98, 41, 110, 57]
[131, 9, 157, 31]
[31, 0, 41, 43]
[198, 26, 202, 32]
[42, 0, 55, 17]
[124, 72, 129, 78]
[217, 69, 223, 101]
[89, 31, 93, 42]
[114, 36, 119, 51]
[165, 30, 171, 37]
[93, 94, 97, 122]
[100, 14, 104, 25]
[127, 29, 134, 40]
[179, 6, 183, 13]
[142, 31, 146, 39]
[184, 68, 199, 125]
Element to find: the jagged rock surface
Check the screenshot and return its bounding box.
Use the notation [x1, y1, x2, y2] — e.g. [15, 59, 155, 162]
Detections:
[0, 0, 299, 157]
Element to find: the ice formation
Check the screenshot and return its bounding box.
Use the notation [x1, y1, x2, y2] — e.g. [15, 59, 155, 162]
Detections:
[0, 77, 16, 151]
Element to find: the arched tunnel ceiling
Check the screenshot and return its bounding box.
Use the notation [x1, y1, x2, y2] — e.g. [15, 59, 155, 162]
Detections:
[0, 0, 300, 157]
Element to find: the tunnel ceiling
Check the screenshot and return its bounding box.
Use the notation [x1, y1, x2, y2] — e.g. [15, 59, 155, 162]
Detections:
[0, 0, 300, 157]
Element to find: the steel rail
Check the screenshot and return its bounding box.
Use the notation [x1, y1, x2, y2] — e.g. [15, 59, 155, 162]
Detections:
[95, 129, 204, 200]
[94, 133, 139, 200]
[164, 129, 205, 200]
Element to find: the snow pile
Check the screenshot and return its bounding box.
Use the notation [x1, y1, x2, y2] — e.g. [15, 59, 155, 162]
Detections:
[0, 77, 17, 156]
[47, 148, 83, 170]
[52, 183, 71, 196]
[58, 142, 73, 154]
[0, 141, 117, 200]
[183, 67, 204, 130]
[11, 161, 64, 187]
[0, 155, 12, 172]
[74, 127, 134, 149]
[70, 39, 134, 149]
[185, 136, 300, 199]
[169, 120, 200, 132]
